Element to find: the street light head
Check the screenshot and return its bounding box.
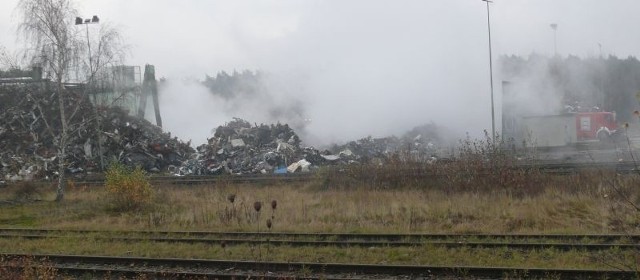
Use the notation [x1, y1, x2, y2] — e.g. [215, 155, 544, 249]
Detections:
[75, 17, 83, 25]
[481, 0, 493, 2]
[550, 23, 558, 30]
[91, 15, 99, 23]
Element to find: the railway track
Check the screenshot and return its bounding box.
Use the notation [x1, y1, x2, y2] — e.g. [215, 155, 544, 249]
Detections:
[60, 161, 640, 186]
[1, 253, 635, 279]
[3, 233, 639, 251]
[1, 228, 639, 251]
[74, 173, 314, 186]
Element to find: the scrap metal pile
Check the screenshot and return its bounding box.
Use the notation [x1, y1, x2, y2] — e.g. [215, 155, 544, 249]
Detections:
[178, 119, 441, 176]
[0, 84, 443, 181]
[326, 123, 441, 165]
[0, 84, 193, 183]
[178, 118, 317, 175]
[328, 134, 438, 164]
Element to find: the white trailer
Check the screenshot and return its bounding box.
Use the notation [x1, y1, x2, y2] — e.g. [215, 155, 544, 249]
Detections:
[521, 115, 577, 147]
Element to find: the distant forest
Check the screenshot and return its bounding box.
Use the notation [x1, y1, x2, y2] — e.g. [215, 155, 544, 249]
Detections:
[500, 54, 640, 122]
[202, 70, 265, 99]
[200, 70, 308, 132]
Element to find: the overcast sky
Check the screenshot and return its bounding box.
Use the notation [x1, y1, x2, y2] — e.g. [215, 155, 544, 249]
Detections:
[1, 0, 639, 146]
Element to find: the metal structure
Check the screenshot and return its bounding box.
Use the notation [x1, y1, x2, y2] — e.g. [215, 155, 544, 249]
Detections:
[520, 114, 576, 147]
[75, 15, 99, 79]
[0, 67, 43, 84]
[0, 253, 635, 279]
[93, 65, 141, 112]
[137, 64, 162, 127]
[76, 15, 104, 170]
[91, 64, 162, 128]
[481, 0, 496, 143]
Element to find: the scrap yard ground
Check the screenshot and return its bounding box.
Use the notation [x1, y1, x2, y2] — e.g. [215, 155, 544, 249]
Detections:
[1, 163, 639, 278]
[4, 0, 640, 278]
[6, 80, 639, 278]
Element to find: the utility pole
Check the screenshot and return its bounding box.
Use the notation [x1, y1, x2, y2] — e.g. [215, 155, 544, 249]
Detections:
[482, 0, 496, 143]
[75, 15, 105, 171]
[75, 16, 99, 83]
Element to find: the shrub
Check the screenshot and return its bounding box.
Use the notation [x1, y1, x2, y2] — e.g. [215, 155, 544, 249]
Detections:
[311, 131, 545, 196]
[12, 182, 41, 201]
[104, 162, 153, 211]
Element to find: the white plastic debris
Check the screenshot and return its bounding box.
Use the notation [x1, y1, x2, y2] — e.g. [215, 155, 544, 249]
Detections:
[298, 159, 311, 172]
[287, 162, 300, 173]
[339, 149, 354, 157]
[230, 138, 246, 147]
[288, 159, 311, 173]
[84, 140, 92, 158]
[321, 154, 340, 161]
[277, 142, 295, 152]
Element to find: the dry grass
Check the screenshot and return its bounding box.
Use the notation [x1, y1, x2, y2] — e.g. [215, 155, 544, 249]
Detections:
[2, 133, 637, 234]
[0, 172, 637, 234]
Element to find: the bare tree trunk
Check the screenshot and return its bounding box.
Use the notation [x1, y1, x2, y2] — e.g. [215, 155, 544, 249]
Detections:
[55, 78, 67, 202]
[55, 141, 66, 201]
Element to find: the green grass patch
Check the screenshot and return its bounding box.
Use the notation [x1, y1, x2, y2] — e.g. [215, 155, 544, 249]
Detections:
[0, 237, 633, 269]
[0, 214, 37, 226]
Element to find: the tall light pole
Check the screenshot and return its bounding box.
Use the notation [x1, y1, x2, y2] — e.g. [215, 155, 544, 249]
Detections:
[550, 23, 558, 56]
[598, 42, 602, 58]
[482, 0, 496, 143]
[75, 16, 99, 78]
[75, 15, 104, 171]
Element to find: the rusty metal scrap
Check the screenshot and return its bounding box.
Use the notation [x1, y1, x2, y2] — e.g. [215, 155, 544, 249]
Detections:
[1, 84, 442, 181]
[0, 84, 193, 182]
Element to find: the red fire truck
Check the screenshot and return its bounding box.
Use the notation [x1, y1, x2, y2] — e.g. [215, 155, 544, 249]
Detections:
[514, 111, 619, 148]
[575, 111, 618, 141]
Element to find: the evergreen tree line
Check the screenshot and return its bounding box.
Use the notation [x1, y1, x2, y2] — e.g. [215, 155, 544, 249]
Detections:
[202, 70, 265, 99]
[500, 54, 640, 122]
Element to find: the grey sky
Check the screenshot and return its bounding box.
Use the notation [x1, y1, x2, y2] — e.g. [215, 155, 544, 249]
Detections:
[1, 0, 639, 145]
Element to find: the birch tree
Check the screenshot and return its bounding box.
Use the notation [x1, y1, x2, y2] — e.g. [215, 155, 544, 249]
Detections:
[16, 0, 125, 201]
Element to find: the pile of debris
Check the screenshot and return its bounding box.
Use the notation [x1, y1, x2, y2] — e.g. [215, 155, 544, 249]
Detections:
[177, 118, 442, 176]
[179, 118, 318, 175]
[327, 124, 441, 164]
[0, 84, 193, 182]
[0, 83, 444, 181]
[100, 107, 194, 172]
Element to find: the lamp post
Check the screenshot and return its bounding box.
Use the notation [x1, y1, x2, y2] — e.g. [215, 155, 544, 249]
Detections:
[550, 23, 558, 56]
[75, 15, 99, 77]
[75, 15, 104, 171]
[598, 42, 602, 58]
[481, 0, 496, 143]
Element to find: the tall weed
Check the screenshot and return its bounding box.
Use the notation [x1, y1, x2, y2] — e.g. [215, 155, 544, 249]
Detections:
[104, 162, 153, 211]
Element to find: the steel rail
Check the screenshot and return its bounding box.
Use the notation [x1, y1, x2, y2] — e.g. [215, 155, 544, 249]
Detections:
[1, 233, 638, 251]
[1, 228, 639, 243]
[0, 265, 332, 280]
[0, 253, 635, 279]
[75, 173, 314, 186]
[67, 161, 639, 186]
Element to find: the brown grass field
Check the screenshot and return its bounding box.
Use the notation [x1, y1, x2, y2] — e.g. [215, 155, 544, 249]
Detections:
[1, 168, 638, 234]
[1, 144, 640, 277]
